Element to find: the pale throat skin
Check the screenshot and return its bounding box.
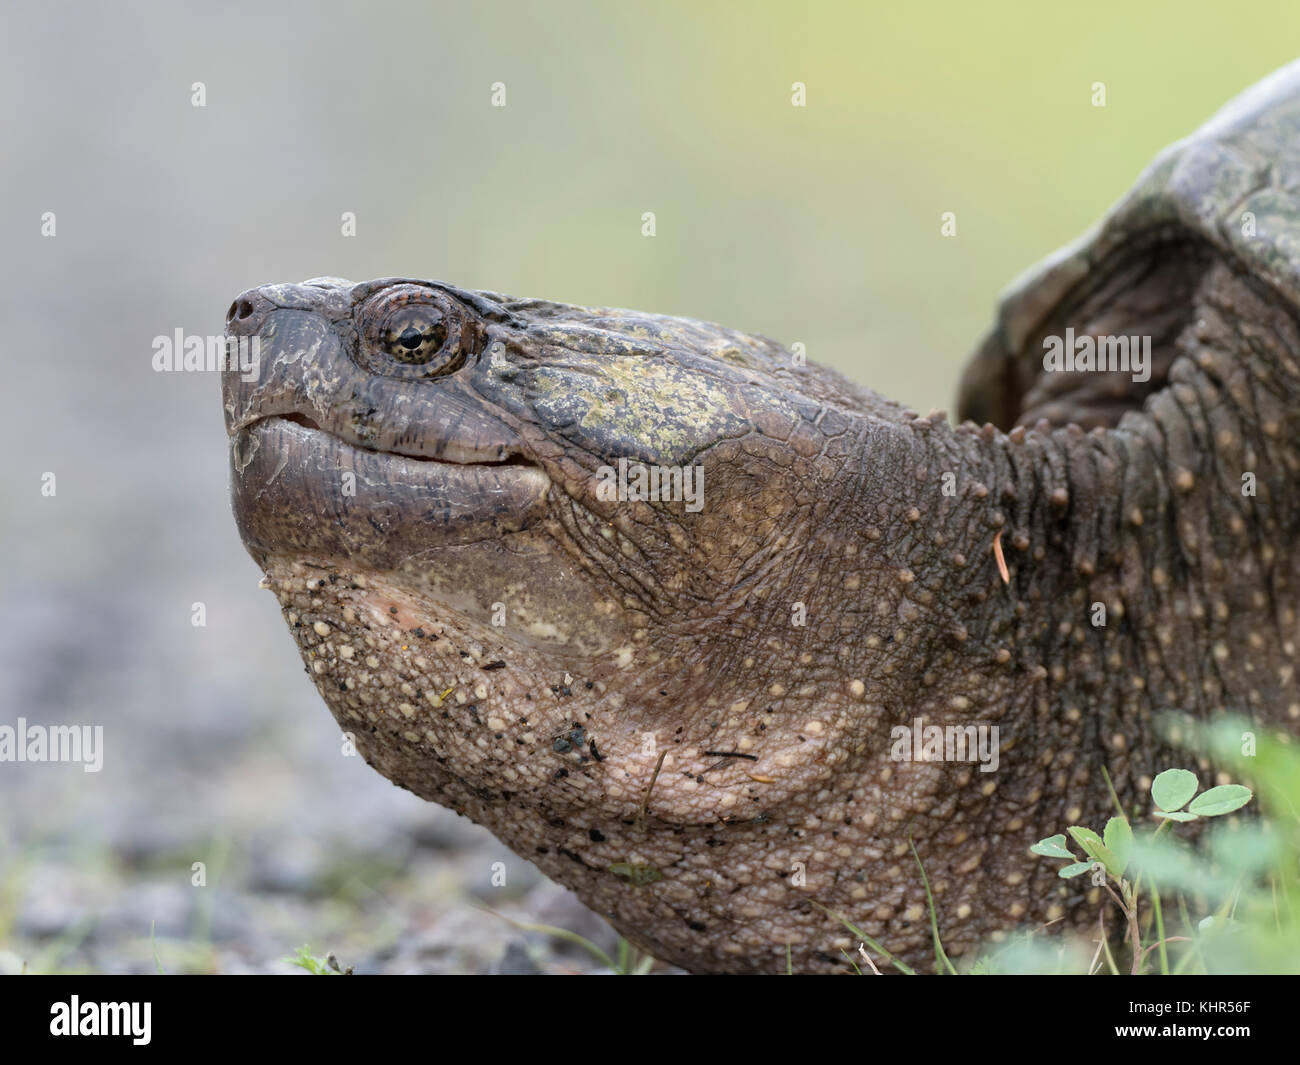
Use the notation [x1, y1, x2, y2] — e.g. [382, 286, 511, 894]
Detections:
[221, 62, 1300, 976]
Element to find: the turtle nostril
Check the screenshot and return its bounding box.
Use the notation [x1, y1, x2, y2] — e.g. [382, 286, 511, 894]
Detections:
[226, 293, 263, 333]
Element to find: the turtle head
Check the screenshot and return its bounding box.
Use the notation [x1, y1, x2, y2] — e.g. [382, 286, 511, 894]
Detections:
[222, 277, 888, 678]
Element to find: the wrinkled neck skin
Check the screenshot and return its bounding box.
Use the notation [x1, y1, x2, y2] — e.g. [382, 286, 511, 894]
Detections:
[265, 271, 1299, 974]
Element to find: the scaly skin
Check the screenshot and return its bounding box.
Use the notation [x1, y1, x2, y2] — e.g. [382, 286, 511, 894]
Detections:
[222, 69, 1300, 973]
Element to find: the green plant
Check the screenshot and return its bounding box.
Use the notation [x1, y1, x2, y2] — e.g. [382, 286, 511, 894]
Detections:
[1031, 766, 1251, 974]
[283, 945, 349, 975]
[820, 715, 1300, 975]
[1023, 714, 1300, 975]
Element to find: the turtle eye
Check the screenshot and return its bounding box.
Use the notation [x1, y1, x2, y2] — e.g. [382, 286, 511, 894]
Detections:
[361, 285, 474, 377]
[380, 309, 448, 364]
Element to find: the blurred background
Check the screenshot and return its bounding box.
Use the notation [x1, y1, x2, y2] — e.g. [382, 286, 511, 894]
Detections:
[2, 0, 1298, 973]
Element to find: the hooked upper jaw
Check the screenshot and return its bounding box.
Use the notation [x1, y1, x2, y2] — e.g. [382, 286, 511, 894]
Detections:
[222, 279, 553, 566]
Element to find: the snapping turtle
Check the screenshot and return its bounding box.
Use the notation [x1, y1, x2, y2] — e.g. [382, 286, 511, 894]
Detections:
[223, 62, 1300, 974]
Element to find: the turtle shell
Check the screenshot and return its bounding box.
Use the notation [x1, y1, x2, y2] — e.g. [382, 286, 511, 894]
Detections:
[958, 60, 1300, 430]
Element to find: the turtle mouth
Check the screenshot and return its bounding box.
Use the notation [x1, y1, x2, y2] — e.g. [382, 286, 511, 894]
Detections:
[264, 411, 543, 470]
[229, 415, 552, 568]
